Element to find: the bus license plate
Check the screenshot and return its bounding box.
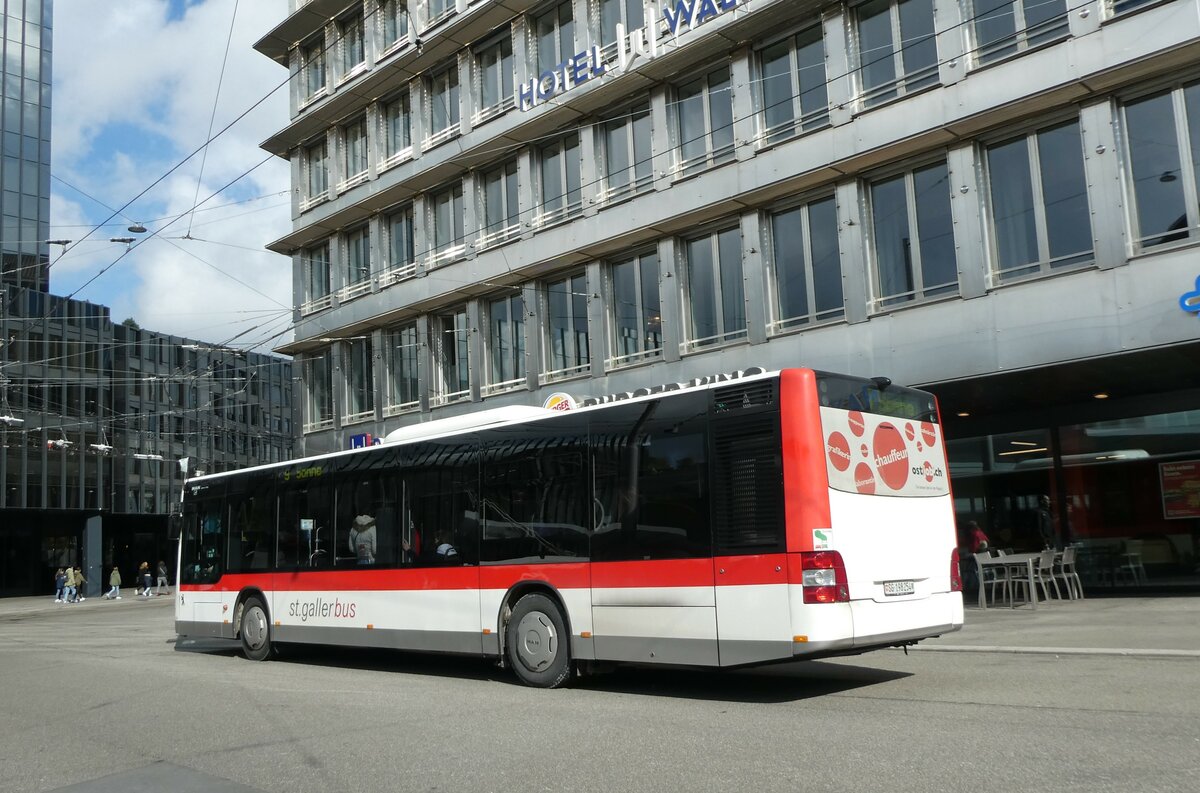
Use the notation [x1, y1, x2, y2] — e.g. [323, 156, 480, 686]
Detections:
[883, 580, 915, 597]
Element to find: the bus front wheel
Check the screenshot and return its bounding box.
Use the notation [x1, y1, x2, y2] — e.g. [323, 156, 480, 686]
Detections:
[506, 593, 571, 688]
[240, 597, 273, 662]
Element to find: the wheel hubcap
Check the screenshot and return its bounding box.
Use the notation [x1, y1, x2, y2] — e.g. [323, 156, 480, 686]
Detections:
[515, 610, 557, 672]
[244, 607, 267, 651]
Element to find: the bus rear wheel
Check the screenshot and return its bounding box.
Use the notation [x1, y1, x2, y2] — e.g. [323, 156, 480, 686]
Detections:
[240, 597, 273, 662]
[506, 593, 571, 688]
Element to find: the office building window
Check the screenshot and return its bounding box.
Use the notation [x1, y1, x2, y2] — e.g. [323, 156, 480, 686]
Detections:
[429, 64, 461, 142]
[344, 338, 374, 421]
[538, 133, 582, 224]
[304, 349, 333, 430]
[1121, 83, 1200, 250]
[429, 182, 466, 264]
[598, 0, 646, 48]
[985, 119, 1092, 281]
[339, 11, 366, 77]
[535, 1, 575, 74]
[434, 307, 471, 402]
[544, 272, 589, 378]
[428, 0, 455, 24]
[760, 26, 828, 144]
[855, 0, 938, 107]
[476, 34, 514, 117]
[480, 159, 521, 245]
[385, 322, 420, 412]
[343, 226, 371, 287]
[303, 139, 329, 206]
[868, 160, 958, 308]
[488, 293, 526, 388]
[341, 116, 369, 186]
[379, 0, 408, 52]
[769, 195, 843, 331]
[384, 205, 415, 278]
[684, 227, 745, 349]
[381, 91, 412, 167]
[601, 101, 652, 201]
[300, 35, 326, 100]
[676, 66, 734, 175]
[970, 0, 1068, 64]
[303, 241, 331, 304]
[607, 250, 661, 366]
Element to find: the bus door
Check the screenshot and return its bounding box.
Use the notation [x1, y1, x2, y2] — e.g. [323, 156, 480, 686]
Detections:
[589, 396, 719, 666]
[711, 383, 792, 666]
[178, 488, 225, 637]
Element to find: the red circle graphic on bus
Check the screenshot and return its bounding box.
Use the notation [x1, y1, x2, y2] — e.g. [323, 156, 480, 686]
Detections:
[921, 422, 938, 447]
[860, 443, 869, 458]
[924, 461, 935, 482]
[905, 423, 915, 441]
[847, 411, 866, 437]
[827, 432, 851, 471]
[873, 423, 910, 491]
[854, 463, 876, 494]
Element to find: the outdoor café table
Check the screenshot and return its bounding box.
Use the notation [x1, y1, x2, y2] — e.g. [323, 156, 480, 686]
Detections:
[977, 552, 1041, 610]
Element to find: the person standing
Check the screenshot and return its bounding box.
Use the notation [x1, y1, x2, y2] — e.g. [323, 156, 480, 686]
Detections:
[104, 566, 122, 599]
[73, 566, 87, 601]
[54, 568, 66, 603]
[155, 560, 169, 595]
[63, 565, 77, 603]
[1037, 495, 1056, 549]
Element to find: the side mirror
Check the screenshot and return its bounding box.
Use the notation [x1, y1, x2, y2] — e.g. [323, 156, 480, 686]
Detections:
[168, 512, 183, 542]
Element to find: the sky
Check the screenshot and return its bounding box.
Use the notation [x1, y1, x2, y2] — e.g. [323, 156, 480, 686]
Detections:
[49, 0, 293, 351]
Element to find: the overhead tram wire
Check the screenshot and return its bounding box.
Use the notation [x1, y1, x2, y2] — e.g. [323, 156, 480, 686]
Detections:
[185, 0, 241, 240]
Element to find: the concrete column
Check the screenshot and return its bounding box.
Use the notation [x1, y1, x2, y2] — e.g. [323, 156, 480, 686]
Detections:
[586, 259, 606, 376]
[657, 236, 683, 363]
[730, 47, 755, 161]
[409, 77, 425, 162]
[371, 327, 385, 421]
[467, 299, 484, 403]
[1079, 99, 1128, 270]
[933, 0, 965, 87]
[462, 171, 480, 257]
[650, 84, 672, 189]
[835, 180, 870, 324]
[740, 210, 768, 345]
[579, 120, 600, 216]
[416, 314, 432, 413]
[947, 143, 988, 298]
[82, 516, 102, 599]
[523, 283, 541, 390]
[518, 148, 536, 239]
[412, 194, 429, 273]
[822, 8, 853, 126]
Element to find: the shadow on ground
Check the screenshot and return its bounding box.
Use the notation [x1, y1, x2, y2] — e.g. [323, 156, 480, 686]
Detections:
[174, 636, 909, 703]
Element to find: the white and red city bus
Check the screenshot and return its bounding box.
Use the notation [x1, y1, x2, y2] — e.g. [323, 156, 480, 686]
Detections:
[175, 368, 963, 687]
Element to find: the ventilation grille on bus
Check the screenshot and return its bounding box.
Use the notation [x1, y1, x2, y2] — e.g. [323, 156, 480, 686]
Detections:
[711, 414, 784, 555]
[713, 381, 775, 412]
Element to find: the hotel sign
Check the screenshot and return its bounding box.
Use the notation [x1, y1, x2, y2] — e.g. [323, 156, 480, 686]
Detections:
[518, 0, 747, 111]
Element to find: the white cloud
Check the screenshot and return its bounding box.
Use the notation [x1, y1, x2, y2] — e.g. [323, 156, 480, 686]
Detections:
[50, 0, 294, 350]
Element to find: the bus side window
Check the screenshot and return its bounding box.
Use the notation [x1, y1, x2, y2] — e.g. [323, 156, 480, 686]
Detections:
[278, 482, 334, 569]
[591, 394, 712, 562]
[405, 440, 479, 567]
[335, 473, 400, 567]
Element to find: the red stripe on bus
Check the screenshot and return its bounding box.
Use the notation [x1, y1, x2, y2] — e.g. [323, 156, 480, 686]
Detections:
[178, 555, 793, 594]
[714, 554, 791, 586]
[780, 368, 830, 552]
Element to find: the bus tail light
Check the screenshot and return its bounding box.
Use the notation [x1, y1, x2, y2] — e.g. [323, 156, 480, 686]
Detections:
[800, 551, 849, 604]
[950, 550, 963, 592]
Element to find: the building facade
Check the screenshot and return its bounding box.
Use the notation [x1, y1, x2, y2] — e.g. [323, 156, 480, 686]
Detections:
[1, 0, 51, 292]
[0, 286, 295, 595]
[259, 0, 1200, 590]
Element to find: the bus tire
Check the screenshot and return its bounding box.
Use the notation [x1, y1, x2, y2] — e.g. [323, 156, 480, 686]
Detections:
[240, 597, 273, 662]
[506, 593, 571, 688]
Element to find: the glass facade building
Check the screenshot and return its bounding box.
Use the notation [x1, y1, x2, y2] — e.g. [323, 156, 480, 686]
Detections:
[261, 0, 1200, 591]
[1, 0, 51, 292]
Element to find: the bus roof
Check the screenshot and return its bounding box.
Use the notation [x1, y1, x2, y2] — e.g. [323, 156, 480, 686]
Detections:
[184, 367, 785, 486]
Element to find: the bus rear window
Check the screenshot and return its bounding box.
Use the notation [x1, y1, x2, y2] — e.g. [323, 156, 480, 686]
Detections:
[815, 373, 937, 422]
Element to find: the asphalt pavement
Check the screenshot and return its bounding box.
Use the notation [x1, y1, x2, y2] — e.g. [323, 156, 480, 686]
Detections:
[2, 588, 1196, 656]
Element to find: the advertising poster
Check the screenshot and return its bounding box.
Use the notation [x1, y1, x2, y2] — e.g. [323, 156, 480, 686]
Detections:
[1159, 461, 1200, 519]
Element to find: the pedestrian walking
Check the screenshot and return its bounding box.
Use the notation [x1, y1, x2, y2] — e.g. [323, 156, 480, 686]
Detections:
[64, 565, 77, 603]
[73, 566, 87, 601]
[137, 562, 152, 597]
[54, 568, 66, 603]
[104, 566, 122, 599]
[155, 560, 169, 595]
